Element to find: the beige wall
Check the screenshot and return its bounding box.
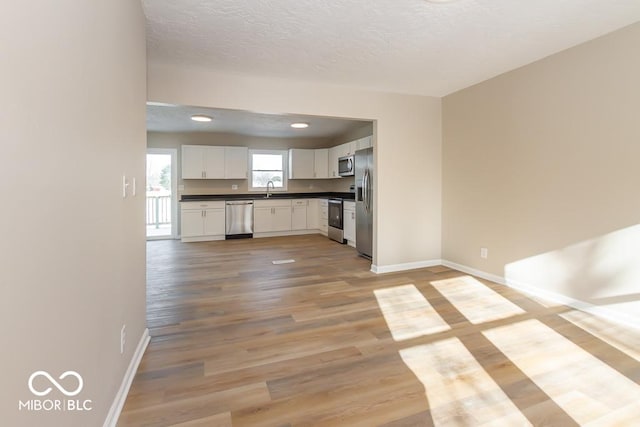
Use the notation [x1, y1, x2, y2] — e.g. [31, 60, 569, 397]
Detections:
[148, 64, 442, 268]
[0, 1, 147, 426]
[147, 131, 356, 195]
[443, 23, 640, 323]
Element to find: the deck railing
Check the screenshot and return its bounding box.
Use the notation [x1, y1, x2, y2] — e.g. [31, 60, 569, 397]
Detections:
[146, 195, 171, 228]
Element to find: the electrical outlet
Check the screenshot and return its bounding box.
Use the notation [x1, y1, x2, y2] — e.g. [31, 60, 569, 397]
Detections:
[480, 248, 488, 259]
[120, 325, 126, 355]
[231, 184, 238, 190]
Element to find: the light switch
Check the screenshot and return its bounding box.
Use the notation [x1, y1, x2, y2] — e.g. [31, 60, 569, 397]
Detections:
[122, 175, 128, 198]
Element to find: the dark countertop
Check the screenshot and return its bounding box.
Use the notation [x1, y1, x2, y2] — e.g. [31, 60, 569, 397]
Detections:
[180, 192, 355, 202]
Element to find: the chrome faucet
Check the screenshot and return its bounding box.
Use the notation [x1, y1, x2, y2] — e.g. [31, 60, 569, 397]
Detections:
[266, 180, 275, 198]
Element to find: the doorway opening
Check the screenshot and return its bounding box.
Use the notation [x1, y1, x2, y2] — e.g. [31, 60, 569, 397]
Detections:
[146, 148, 177, 239]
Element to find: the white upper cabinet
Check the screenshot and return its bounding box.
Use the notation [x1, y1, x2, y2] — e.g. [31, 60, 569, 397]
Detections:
[333, 143, 347, 159]
[325, 137, 374, 178]
[356, 136, 373, 151]
[182, 145, 224, 179]
[344, 141, 357, 156]
[313, 148, 329, 179]
[328, 145, 341, 178]
[202, 146, 225, 179]
[288, 149, 315, 179]
[182, 146, 209, 179]
[181, 145, 248, 179]
[224, 146, 248, 179]
[328, 142, 352, 178]
[289, 148, 330, 179]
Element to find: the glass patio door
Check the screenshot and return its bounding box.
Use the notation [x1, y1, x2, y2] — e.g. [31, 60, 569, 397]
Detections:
[146, 148, 177, 239]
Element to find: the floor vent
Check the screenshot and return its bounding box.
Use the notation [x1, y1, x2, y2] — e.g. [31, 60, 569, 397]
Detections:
[272, 259, 295, 265]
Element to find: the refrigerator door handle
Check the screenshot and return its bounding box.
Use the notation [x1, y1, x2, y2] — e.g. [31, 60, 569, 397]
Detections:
[365, 169, 370, 213]
[368, 169, 372, 212]
[363, 169, 368, 213]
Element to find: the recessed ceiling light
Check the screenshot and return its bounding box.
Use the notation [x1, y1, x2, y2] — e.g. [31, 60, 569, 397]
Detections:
[191, 114, 213, 122]
[290, 122, 309, 129]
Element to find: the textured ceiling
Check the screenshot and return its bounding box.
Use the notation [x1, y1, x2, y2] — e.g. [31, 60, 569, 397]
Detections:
[147, 104, 370, 138]
[142, 0, 640, 96]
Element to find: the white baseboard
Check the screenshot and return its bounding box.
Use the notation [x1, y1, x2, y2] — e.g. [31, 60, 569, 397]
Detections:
[441, 260, 507, 286]
[181, 235, 225, 243]
[371, 259, 442, 274]
[103, 328, 150, 427]
[441, 260, 640, 331]
[254, 230, 320, 238]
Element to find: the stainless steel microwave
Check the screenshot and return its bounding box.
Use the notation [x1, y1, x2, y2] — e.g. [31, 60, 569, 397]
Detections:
[338, 155, 354, 176]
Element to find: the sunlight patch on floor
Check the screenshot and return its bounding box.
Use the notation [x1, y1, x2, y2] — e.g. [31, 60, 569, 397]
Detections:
[400, 338, 531, 426]
[522, 293, 564, 308]
[483, 319, 640, 425]
[561, 310, 640, 362]
[431, 275, 525, 324]
[374, 284, 450, 341]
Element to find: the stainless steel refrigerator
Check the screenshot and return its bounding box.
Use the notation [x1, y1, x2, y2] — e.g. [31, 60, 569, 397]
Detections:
[355, 147, 373, 259]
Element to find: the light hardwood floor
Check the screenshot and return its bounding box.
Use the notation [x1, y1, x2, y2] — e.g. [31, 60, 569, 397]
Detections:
[119, 235, 640, 426]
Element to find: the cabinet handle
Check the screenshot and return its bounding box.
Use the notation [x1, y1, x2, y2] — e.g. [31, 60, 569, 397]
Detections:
[352, 212, 355, 219]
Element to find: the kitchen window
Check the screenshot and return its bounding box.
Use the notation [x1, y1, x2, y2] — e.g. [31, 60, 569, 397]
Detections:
[249, 149, 288, 192]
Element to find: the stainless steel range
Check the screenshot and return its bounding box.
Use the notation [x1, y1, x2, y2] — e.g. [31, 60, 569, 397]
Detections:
[327, 198, 345, 244]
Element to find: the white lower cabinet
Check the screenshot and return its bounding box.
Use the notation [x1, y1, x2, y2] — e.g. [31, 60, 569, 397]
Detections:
[253, 207, 272, 232]
[254, 199, 293, 233]
[319, 199, 328, 235]
[307, 199, 319, 229]
[181, 201, 226, 242]
[203, 209, 226, 236]
[343, 201, 356, 247]
[291, 199, 308, 230]
[252, 198, 330, 237]
[181, 197, 343, 241]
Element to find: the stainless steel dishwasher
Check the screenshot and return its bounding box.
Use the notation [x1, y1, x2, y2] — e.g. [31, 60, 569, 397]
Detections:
[225, 200, 253, 239]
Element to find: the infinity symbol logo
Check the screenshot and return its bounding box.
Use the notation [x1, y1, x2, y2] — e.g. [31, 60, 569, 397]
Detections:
[28, 371, 84, 397]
